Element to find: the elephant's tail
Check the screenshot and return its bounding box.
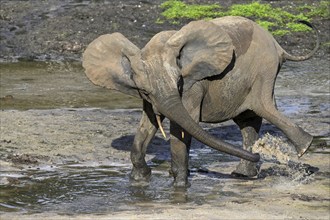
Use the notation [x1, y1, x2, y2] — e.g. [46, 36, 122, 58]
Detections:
[282, 20, 320, 62]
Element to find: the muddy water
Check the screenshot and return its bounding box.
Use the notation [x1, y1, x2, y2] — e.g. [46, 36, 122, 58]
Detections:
[0, 61, 141, 110]
[1, 59, 329, 110]
[0, 59, 329, 219]
[1, 157, 327, 216]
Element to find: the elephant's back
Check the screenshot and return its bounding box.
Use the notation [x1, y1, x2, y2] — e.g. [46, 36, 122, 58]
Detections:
[211, 16, 254, 56]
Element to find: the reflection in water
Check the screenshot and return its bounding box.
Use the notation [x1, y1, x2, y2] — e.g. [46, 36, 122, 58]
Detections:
[0, 164, 191, 214]
[2, 154, 324, 215]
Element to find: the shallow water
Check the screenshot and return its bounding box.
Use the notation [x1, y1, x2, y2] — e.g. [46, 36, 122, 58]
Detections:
[1, 59, 329, 110]
[0, 61, 141, 110]
[1, 155, 327, 215]
[0, 162, 208, 214]
[0, 59, 329, 217]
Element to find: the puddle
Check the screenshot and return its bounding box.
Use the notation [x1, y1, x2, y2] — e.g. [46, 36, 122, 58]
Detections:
[0, 152, 326, 216]
[0, 161, 243, 214]
[1, 148, 329, 217]
[1, 164, 149, 214]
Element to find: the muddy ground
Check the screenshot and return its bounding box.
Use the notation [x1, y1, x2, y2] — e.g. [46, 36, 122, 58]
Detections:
[0, 0, 329, 62]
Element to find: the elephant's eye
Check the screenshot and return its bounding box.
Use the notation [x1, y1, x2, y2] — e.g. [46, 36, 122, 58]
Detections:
[139, 90, 151, 103]
[176, 56, 182, 69]
[139, 89, 148, 96]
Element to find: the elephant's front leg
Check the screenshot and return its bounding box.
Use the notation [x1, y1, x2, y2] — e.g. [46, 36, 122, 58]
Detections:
[232, 112, 262, 177]
[169, 83, 203, 186]
[130, 101, 160, 181]
[170, 121, 192, 187]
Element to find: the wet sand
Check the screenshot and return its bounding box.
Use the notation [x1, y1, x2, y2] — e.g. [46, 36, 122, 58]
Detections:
[0, 108, 329, 220]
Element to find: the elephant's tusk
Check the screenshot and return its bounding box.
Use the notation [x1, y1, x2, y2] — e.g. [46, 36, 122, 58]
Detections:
[156, 115, 167, 139]
[182, 131, 185, 139]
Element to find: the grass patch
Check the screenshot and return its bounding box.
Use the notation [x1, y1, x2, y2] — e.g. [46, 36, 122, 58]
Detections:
[160, 0, 222, 20]
[159, 0, 329, 36]
[297, 1, 330, 18]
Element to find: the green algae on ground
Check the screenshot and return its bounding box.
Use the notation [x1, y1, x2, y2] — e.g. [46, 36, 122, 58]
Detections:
[159, 0, 329, 36]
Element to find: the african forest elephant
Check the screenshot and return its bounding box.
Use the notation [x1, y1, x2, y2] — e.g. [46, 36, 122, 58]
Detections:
[83, 16, 319, 186]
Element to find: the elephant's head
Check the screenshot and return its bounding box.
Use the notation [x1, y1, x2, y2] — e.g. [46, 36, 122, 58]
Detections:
[83, 20, 260, 162]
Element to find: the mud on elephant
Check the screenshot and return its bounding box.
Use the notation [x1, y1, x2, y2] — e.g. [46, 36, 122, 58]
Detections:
[82, 16, 319, 187]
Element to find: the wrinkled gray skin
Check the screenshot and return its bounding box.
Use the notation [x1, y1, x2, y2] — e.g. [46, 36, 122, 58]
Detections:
[83, 16, 319, 187]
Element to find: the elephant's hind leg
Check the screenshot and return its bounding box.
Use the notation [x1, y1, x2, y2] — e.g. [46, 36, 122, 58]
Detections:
[232, 111, 262, 177]
[255, 97, 313, 157]
[130, 101, 159, 181]
[249, 68, 313, 157]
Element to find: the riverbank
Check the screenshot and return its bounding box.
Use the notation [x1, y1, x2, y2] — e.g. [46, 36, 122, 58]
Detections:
[0, 0, 329, 62]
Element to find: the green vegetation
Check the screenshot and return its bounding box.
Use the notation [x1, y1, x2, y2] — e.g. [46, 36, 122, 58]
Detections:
[160, 0, 222, 20]
[225, 2, 311, 35]
[159, 0, 329, 36]
[297, 1, 330, 18]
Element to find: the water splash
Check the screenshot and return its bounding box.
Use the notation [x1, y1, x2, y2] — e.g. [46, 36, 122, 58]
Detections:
[252, 133, 295, 164]
[252, 133, 319, 184]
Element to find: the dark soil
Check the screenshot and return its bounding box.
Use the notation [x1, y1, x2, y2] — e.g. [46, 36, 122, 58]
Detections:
[0, 0, 329, 62]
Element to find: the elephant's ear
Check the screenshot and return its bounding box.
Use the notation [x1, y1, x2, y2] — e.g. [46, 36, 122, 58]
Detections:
[164, 20, 234, 90]
[82, 33, 143, 98]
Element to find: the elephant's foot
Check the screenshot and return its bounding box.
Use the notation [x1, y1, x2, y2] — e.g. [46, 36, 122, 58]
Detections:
[169, 169, 190, 187]
[231, 160, 258, 177]
[172, 174, 190, 187]
[130, 166, 151, 181]
[173, 176, 190, 188]
[294, 132, 313, 158]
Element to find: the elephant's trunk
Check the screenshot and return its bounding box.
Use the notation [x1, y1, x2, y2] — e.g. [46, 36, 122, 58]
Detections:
[155, 94, 260, 162]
